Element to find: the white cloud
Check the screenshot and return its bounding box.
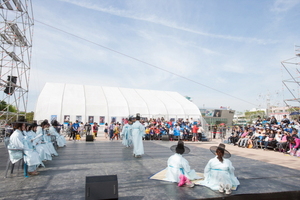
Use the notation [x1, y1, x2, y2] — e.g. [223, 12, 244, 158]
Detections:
[271, 0, 300, 13]
[59, 0, 276, 45]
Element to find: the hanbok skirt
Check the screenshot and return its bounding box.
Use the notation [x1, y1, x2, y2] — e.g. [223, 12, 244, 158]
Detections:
[197, 169, 239, 190]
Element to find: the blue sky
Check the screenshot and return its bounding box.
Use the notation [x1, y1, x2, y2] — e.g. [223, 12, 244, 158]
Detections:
[28, 0, 300, 112]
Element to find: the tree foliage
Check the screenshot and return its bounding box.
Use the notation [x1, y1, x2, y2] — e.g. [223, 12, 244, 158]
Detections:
[0, 100, 17, 112]
[244, 110, 265, 123]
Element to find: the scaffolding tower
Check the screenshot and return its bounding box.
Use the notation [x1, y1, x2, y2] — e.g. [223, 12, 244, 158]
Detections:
[281, 45, 300, 110]
[0, 0, 34, 127]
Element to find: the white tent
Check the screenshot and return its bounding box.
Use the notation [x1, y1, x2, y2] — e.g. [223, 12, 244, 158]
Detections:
[34, 83, 202, 124]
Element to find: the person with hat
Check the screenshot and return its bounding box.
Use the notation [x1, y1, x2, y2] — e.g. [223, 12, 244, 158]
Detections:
[165, 140, 200, 187]
[49, 120, 66, 147]
[131, 113, 145, 158]
[196, 143, 239, 194]
[121, 117, 133, 147]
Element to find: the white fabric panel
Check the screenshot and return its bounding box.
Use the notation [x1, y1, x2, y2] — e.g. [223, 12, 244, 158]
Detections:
[118, 88, 149, 116]
[101, 87, 129, 118]
[153, 90, 186, 118]
[84, 85, 108, 122]
[167, 92, 201, 119]
[135, 89, 167, 118]
[61, 84, 85, 122]
[34, 83, 65, 122]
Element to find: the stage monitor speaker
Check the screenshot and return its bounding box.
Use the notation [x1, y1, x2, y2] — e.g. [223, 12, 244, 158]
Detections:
[161, 134, 169, 141]
[85, 175, 118, 200]
[4, 76, 17, 95]
[86, 135, 94, 142]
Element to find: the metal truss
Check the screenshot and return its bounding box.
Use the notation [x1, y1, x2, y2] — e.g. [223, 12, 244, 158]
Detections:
[0, 0, 33, 127]
[281, 45, 300, 111]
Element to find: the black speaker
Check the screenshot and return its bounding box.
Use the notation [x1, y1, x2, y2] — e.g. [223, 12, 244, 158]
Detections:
[85, 175, 118, 200]
[161, 134, 169, 141]
[86, 135, 94, 142]
[4, 76, 17, 95]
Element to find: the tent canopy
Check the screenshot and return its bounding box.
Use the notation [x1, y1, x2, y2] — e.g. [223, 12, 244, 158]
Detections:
[34, 83, 202, 124]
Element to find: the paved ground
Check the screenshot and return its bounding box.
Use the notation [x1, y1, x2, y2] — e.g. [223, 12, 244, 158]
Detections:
[1, 133, 300, 200]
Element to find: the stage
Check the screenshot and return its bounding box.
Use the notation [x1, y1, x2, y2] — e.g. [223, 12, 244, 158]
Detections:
[1, 136, 300, 200]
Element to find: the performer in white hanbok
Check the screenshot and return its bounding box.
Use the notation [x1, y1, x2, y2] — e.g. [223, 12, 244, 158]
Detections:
[131, 114, 145, 158]
[36, 121, 58, 156]
[22, 124, 52, 162]
[8, 122, 43, 175]
[121, 117, 133, 147]
[196, 143, 240, 194]
[165, 140, 199, 187]
[49, 120, 66, 147]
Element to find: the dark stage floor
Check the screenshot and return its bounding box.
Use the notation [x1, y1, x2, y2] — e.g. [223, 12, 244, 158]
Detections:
[1, 139, 300, 200]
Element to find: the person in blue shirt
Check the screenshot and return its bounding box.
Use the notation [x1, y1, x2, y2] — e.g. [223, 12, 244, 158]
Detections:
[70, 120, 79, 141]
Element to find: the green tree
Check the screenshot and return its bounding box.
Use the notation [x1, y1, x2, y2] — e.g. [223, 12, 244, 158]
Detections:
[0, 100, 17, 112]
[26, 111, 34, 122]
[244, 110, 265, 124]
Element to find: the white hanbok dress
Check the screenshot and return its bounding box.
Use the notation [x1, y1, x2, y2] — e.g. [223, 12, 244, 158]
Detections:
[131, 121, 145, 156]
[165, 153, 200, 182]
[49, 126, 66, 147]
[121, 123, 132, 147]
[25, 130, 51, 161]
[8, 129, 43, 168]
[36, 128, 58, 156]
[196, 156, 240, 190]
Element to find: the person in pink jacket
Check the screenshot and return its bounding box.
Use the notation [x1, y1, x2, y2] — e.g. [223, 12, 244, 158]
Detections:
[288, 137, 300, 153]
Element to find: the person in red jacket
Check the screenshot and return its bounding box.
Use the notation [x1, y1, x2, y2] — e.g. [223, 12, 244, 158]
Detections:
[192, 124, 199, 142]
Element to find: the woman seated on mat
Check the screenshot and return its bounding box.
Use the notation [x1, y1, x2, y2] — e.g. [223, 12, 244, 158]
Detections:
[164, 140, 200, 187]
[196, 143, 239, 194]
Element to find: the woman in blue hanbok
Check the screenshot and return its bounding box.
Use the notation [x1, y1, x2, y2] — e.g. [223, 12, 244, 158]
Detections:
[131, 114, 144, 158]
[36, 121, 58, 156]
[121, 118, 133, 147]
[8, 123, 43, 175]
[25, 123, 52, 161]
[196, 143, 239, 194]
[49, 120, 66, 147]
[165, 140, 199, 187]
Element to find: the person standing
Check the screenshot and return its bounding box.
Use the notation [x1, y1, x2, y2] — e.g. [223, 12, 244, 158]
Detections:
[131, 114, 145, 158]
[212, 126, 217, 139]
[109, 122, 115, 140]
[121, 118, 133, 147]
[104, 123, 109, 139]
[92, 122, 98, 137]
[112, 123, 120, 140]
[84, 122, 91, 135]
[71, 120, 79, 141]
[192, 124, 199, 142]
[198, 125, 204, 142]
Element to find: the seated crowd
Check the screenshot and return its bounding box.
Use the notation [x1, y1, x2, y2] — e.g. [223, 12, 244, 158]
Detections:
[7, 119, 66, 176]
[227, 115, 300, 156]
[141, 117, 205, 142]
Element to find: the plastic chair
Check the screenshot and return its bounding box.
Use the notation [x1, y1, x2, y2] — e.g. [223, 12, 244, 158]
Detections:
[4, 137, 27, 178]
